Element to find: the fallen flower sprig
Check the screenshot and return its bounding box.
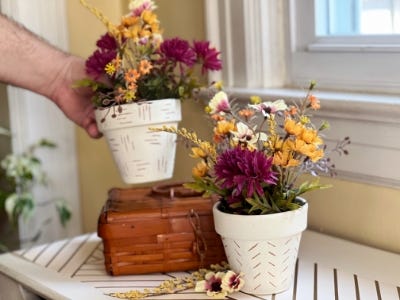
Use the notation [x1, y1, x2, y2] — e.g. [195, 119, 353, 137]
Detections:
[108, 262, 244, 299]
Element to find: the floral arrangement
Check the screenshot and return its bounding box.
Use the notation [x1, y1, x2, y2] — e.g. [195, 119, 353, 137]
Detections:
[78, 0, 222, 109]
[154, 82, 350, 214]
[109, 262, 244, 299]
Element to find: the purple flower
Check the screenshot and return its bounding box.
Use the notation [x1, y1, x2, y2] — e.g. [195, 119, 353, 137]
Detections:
[193, 40, 222, 74]
[85, 34, 117, 78]
[159, 38, 197, 66]
[195, 272, 227, 298]
[221, 271, 244, 293]
[96, 33, 118, 50]
[214, 147, 277, 199]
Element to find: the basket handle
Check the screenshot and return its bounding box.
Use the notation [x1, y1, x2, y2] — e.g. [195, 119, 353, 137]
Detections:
[151, 182, 202, 199]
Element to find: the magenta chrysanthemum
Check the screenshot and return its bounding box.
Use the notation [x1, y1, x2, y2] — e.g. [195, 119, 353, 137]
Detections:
[214, 147, 277, 199]
[193, 40, 222, 74]
[96, 33, 118, 50]
[159, 38, 197, 66]
[85, 34, 117, 78]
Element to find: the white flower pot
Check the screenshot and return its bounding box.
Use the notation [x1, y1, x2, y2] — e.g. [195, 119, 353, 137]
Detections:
[95, 99, 181, 184]
[212, 199, 308, 295]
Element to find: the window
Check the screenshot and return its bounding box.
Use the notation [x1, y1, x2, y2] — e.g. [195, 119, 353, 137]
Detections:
[316, 0, 400, 36]
[205, 0, 400, 188]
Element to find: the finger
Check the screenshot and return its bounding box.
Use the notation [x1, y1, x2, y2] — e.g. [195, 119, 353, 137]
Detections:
[86, 122, 102, 139]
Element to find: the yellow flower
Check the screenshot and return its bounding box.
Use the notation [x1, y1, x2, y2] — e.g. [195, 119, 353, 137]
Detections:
[213, 120, 235, 143]
[250, 95, 261, 104]
[190, 147, 207, 158]
[142, 10, 159, 26]
[284, 118, 303, 136]
[104, 63, 116, 76]
[214, 120, 235, 136]
[213, 81, 224, 90]
[301, 128, 323, 145]
[268, 135, 284, 151]
[123, 90, 136, 102]
[300, 115, 310, 124]
[273, 150, 299, 167]
[309, 148, 324, 162]
[289, 139, 324, 162]
[192, 161, 208, 178]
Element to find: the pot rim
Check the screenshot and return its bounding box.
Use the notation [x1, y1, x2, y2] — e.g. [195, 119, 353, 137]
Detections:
[214, 196, 308, 218]
[212, 198, 308, 240]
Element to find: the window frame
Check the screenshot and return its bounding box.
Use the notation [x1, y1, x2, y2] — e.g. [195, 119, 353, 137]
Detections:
[204, 0, 400, 188]
[290, 0, 400, 93]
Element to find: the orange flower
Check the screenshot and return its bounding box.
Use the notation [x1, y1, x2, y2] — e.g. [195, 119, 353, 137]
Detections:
[127, 81, 137, 91]
[309, 95, 320, 110]
[121, 16, 140, 27]
[139, 60, 153, 75]
[238, 108, 255, 120]
[210, 114, 225, 121]
[285, 105, 298, 117]
[125, 69, 140, 83]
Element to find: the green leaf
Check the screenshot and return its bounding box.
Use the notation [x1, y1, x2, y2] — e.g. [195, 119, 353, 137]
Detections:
[246, 194, 273, 214]
[298, 179, 332, 196]
[37, 139, 57, 148]
[0, 126, 10, 137]
[5, 193, 35, 225]
[183, 181, 205, 193]
[55, 199, 72, 227]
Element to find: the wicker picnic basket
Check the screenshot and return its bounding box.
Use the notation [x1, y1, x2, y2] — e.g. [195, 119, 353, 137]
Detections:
[97, 183, 226, 275]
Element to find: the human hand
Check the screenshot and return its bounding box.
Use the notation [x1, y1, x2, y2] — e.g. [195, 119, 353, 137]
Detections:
[50, 55, 102, 139]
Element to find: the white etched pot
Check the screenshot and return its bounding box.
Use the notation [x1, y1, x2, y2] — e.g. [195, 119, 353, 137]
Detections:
[212, 199, 308, 295]
[95, 99, 181, 184]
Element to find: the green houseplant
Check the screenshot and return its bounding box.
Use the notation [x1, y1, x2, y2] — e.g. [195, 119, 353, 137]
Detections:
[77, 0, 222, 184]
[0, 127, 71, 251]
[155, 81, 350, 294]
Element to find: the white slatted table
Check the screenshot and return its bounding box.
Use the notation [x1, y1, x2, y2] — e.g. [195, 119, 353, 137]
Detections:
[0, 230, 399, 300]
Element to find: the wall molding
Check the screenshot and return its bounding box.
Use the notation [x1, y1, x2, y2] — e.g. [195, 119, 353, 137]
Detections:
[226, 87, 400, 189]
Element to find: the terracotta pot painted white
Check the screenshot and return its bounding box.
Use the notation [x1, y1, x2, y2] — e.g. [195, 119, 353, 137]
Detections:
[213, 199, 308, 295]
[95, 99, 181, 184]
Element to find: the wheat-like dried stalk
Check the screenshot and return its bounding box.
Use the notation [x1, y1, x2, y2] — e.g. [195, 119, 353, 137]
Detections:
[79, 0, 118, 37]
[150, 126, 217, 160]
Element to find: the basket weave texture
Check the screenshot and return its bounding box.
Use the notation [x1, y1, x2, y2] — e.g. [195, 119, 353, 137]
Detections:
[97, 183, 226, 275]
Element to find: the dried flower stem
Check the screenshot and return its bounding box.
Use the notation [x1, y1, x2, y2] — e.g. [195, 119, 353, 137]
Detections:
[79, 0, 118, 37]
[108, 263, 230, 299]
[151, 126, 217, 160]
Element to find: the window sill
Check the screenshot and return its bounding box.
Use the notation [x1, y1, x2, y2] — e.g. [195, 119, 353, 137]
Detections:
[225, 86, 400, 188]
